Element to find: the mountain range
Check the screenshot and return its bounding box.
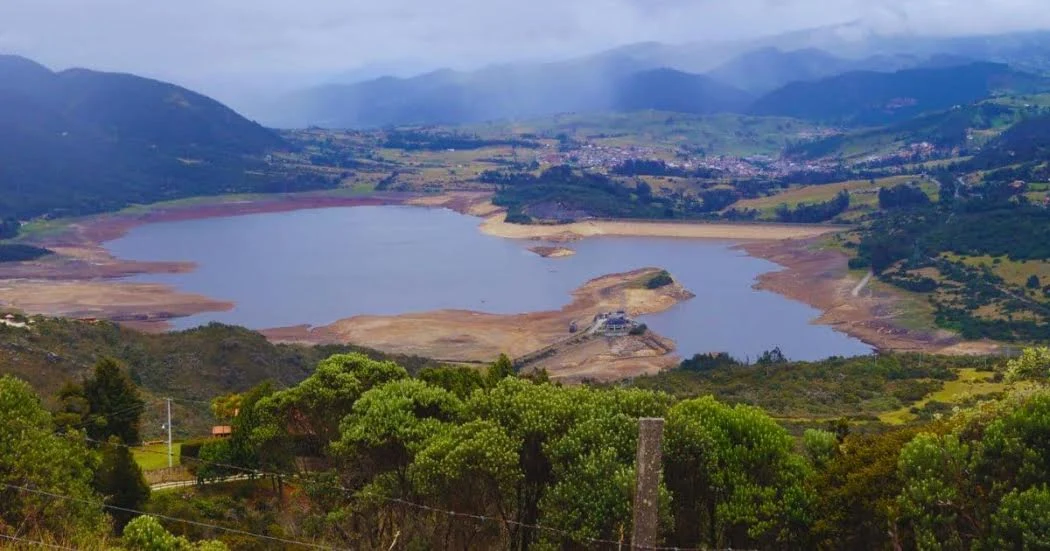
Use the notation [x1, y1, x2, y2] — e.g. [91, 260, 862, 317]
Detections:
[274, 56, 1046, 129]
[0, 55, 312, 220]
[749, 62, 1046, 125]
[259, 27, 1050, 129]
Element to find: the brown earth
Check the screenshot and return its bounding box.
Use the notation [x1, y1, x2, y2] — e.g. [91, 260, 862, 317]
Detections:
[480, 212, 839, 242]
[741, 239, 1001, 356]
[0, 280, 232, 329]
[0, 194, 414, 328]
[0, 190, 998, 376]
[262, 268, 695, 380]
[528, 246, 576, 258]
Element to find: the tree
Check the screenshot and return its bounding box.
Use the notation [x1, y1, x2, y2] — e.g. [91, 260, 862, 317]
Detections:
[408, 420, 521, 548]
[896, 391, 1050, 549]
[756, 347, 788, 365]
[93, 437, 150, 533]
[0, 376, 108, 544]
[83, 357, 145, 445]
[1006, 347, 1050, 382]
[253, 353, 407, 458]
[54, 380, 92, 432]
[810, 428, 920, 550]
[636, 181, 653, 200]
[486, 353, 515, 387]
[1028, 274, 1042, 289]
[210, 393, 242, 423]
[122, 515, 227, 550]
[802, 429, 839, 470]
[417, 365, 485, 399]
[987, 486, 1050, 549]
[663, 396, 812, 549]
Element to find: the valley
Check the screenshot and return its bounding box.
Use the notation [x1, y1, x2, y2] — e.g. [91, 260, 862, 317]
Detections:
[6, 21, 1050, 551]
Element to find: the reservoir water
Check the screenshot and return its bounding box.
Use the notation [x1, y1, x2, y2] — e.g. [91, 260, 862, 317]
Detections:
[105, 205, 871, 361]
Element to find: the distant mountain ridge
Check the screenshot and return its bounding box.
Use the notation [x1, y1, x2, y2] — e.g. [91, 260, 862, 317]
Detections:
[275, 57, 1044, 129]
[0, 55, 320, 221]
[273, 54, 758, 128]
[749, 62, 1048, 125]
[706, 47, 925, 94]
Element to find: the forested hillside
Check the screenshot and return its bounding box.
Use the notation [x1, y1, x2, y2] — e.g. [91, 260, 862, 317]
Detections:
[4, 345, 1050, 549]
[0, 56, 334, 221]
[750, 62, 1047, 125]
[0, 316, 440, 436]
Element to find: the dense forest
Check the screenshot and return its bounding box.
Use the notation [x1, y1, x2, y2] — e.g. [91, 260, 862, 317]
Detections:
[4, 346, 1050, 550]
[382, 129, 540, 151]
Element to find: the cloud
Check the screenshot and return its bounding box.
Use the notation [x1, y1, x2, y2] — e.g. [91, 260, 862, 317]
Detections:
[2, 0, 1049, 107]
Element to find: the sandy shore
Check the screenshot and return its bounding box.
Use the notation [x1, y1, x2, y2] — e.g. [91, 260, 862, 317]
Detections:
[0, 193, 413, 328]
[742, 239, 1001, 356]
[263, 268, 695, 380]
[0, 280, 232, 328]
[0, 190, 997, 366]
[480, 212, 839, 242]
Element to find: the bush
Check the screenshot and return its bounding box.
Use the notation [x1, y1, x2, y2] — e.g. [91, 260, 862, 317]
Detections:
[629, 324, 648, 336]
[179, 438, 213, 472]
[0, 244, 52, 263]
[646, 271, 674, 289]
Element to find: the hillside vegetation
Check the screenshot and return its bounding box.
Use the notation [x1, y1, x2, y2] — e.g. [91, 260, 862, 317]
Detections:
[0, 316, 440, 436]
[5, 345, 1050, 550]
[0, 56, 336, 221]
[750, 62, 1047, 125]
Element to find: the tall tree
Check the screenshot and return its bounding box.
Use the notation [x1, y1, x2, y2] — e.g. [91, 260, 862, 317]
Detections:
[83, 357, 145, 445]
[93, 437, 150, 533]
[663, 396, 812, 549]
[485, 353, 515, 387]
[0, 376, 108, 544]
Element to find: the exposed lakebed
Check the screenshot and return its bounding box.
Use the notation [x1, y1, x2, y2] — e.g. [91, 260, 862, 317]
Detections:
[104, 205, 871, 361]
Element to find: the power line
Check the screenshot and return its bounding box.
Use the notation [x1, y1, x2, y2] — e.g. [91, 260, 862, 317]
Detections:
[115, 438, 707, 550]
[0, 533, 77, 550]
[1, 483, 342, 551]
[20, 415, 710, 550]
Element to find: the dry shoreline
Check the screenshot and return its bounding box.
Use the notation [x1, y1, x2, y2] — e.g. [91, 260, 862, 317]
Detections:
[0, 193, 412, 329]
[263, 268, 695, 381]
[741, 240, 1000, 356]
[0, 190, 995, 366]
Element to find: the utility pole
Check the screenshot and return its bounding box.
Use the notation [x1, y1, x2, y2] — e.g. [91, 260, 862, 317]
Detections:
[166, 398, 173, 469]
[631, 418, 664, 550]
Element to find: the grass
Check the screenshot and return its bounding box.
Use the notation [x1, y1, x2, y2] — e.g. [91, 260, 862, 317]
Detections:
[464, 111, 827, 157]
[943, 253, 1050, 298]
[879, 368, 1017, 424]
[133, 442, 181, 471]
[870, 278, 940, 332]
[733, 175, 920, 217]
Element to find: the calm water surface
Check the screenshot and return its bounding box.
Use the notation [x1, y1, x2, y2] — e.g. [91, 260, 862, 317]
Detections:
[105, 206, 871, 361]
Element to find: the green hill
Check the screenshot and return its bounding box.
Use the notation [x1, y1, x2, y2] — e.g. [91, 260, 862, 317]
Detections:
[750, 62, 1048, 126]
[0, 316, 441, 437]
[785, 100, 1031, 161]
[0, 55, 333, 221]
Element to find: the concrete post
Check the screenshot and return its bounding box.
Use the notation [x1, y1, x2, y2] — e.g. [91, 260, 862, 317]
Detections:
[631, 417, 664, 550]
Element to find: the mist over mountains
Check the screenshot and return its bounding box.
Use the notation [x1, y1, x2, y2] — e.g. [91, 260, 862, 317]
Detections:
[267, 28, 1050, 129]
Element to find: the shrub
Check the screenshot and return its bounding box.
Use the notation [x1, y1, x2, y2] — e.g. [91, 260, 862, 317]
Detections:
[646, 271, 674, 289]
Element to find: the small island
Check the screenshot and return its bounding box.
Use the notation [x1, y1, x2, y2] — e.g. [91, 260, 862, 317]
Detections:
[528, 245, 576, 258]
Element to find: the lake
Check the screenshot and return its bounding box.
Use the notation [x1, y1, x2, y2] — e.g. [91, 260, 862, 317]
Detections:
[105, 205, 871, 361]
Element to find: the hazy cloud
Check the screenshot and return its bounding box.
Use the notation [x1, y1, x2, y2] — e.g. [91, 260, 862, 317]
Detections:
[3, 0, 1050, 106]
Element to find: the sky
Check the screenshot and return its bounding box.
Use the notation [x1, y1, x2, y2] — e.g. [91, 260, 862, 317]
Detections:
[3, 0, 1050, 107]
